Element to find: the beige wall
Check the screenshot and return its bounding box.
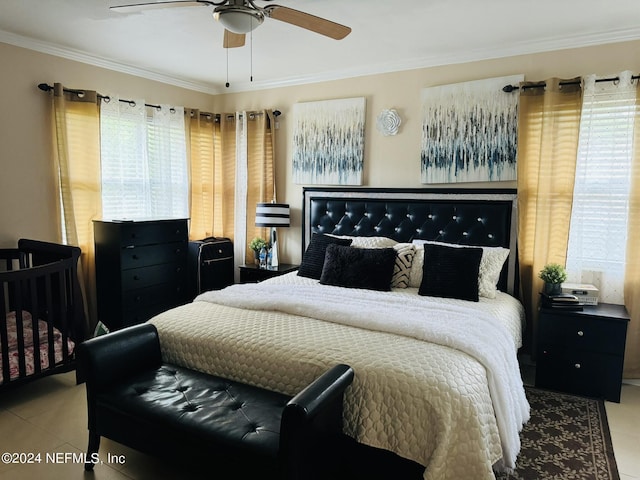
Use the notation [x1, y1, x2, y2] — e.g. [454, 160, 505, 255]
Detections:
[214, 40, 640, 262]
[0, 42, 214, 247]
[1, 39, 639, 262]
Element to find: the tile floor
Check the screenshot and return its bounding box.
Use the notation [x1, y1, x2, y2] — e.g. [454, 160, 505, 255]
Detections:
[0, 371, 638, 479]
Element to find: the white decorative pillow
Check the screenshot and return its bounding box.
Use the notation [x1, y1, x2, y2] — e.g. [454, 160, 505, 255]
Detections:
[327, 235, 398, 248]
[408, 247, 424, 288]
[391, 243, 415, 288]
[411, 240, 509, 298]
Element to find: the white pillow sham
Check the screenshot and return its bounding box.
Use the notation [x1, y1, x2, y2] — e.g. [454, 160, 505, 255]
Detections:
[327, 235, 398, 248]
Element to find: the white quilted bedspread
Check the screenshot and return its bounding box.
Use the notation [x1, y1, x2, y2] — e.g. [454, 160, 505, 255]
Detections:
[150, 273, 529, 480]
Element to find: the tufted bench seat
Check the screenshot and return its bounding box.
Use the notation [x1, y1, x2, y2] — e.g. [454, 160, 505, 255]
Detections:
[76, 323, 354, 479]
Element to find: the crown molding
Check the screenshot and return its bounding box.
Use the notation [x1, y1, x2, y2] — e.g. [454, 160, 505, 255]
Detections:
[223, 26, 640, 93]
[3, 25, 640, 96]
[0, 30, 223, 95]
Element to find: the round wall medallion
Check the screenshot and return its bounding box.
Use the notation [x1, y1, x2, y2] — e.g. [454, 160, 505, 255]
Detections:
[376, 109, 401, 136]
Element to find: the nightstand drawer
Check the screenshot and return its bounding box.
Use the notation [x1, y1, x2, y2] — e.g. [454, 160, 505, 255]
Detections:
[121, 242, 187, 269]
[536, 348, 624, 401]
[239, 264, 299, 283]
[535, 303, 629, 402]
[538, 313, 627, 355]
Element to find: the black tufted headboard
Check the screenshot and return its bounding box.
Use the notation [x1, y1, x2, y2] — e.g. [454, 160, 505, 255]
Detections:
[302, 187, 519, 296]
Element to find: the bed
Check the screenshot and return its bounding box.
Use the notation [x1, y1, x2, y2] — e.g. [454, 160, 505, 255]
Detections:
[0, 239, 87, 390]
[149, 187, 530, 479]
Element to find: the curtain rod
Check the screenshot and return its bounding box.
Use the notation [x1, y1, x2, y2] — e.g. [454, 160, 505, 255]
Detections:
[502, 74, 640, 92]
[37, 83, 281, 119]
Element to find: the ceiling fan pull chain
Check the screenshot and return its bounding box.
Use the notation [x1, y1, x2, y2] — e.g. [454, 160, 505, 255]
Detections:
[225, 46, 230, 88]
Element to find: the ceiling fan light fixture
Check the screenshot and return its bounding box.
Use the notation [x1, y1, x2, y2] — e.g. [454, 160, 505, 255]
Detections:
[213, 6, 264, 34]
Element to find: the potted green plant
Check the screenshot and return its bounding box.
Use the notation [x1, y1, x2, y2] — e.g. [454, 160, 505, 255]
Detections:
[538, 263, 567, 295]
[249, 237, 268, 265]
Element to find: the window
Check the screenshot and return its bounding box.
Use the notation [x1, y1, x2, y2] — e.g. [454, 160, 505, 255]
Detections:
[565, 72, 637, 304]
[100, 97, 188, 220]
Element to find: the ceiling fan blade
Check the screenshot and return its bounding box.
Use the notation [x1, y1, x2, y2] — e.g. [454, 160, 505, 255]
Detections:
[223, 30, 246, 48]
[264, 5, 351, 40]
[110, 1, 214, 14]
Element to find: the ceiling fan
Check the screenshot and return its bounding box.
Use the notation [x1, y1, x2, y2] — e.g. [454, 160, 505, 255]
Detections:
[111, 0, 352, 48]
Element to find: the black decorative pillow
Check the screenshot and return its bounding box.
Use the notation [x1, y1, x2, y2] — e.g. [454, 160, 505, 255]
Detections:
[418, 243, 482, 301]
[320, 244, 397, 291]
[297, 233, 353, 280]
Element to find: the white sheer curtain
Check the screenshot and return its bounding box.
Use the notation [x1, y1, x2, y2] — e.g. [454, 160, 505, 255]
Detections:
[100, 96, 188, 220]
[566, 71, 637, 304]
[234, 112, 248, 283]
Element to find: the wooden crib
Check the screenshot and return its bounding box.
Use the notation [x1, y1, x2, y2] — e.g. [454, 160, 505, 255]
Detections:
[0, 239, 87, 390]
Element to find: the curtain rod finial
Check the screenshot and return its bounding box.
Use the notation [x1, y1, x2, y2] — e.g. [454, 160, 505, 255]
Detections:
[38, 83, 52, 92]
[273, 110, 281, 117]
[502, 84, 518, 93]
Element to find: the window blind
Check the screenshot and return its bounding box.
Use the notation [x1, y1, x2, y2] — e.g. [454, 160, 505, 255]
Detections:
[566, 72, 637, 304]
[100, 97, 188, 220]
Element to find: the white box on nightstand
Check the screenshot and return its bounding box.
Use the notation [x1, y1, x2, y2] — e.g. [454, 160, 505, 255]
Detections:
[561, 283, 599, 305]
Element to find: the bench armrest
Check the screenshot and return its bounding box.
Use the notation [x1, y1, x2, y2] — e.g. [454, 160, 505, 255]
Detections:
[285, 364, 354, 421]
[76, 323, 162, 391]
[280, 364, 354, 479]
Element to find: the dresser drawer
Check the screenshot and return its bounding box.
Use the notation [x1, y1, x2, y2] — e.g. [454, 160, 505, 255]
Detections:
[538, 313, 627, 355]
[94, 218, 189, 331]
[121, 263, 186, 290]
[121, 242, 187, 269]
[122, 301, 181, 327]
[118, 220, 187, 247]
[123, 283, 186, 311]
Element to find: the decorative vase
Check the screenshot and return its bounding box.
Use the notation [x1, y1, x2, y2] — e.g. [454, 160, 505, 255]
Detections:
[253, 251, 260, 265]
[543, 282, 562, 296]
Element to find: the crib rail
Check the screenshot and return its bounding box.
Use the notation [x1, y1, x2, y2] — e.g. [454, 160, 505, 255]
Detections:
[0, 240, 86, 388]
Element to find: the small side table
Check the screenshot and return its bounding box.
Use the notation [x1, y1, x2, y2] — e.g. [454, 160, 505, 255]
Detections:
[535, 303, 629, 402]
[239, 263, 299, 283]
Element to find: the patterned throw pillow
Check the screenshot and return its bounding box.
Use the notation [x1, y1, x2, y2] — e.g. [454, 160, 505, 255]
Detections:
[391, 243, 415, 288]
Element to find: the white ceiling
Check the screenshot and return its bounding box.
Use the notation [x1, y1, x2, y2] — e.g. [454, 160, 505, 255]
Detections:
[1, 0, 639, 94]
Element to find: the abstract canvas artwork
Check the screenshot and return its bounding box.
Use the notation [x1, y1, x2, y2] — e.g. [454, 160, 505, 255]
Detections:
[420, 74, 523, 184]
[292, 97, 366, 185]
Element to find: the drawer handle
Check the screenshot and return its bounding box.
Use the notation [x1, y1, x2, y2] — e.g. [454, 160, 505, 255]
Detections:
[133, 275, 140, 281]
[176, 267, 182, 273]
[132, 254, 139, 260]
[577, 330, 584, 337]
[134, 296, 141, 302]
[574, 363, 581, 369]
[175, 248, 181, 254]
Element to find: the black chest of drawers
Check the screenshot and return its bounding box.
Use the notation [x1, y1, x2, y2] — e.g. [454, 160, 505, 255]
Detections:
[535, 303, 629, 402]
[94, 219, 189, 331]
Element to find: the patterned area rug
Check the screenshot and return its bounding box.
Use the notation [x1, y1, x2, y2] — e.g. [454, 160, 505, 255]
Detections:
[496, 387, 620, 480]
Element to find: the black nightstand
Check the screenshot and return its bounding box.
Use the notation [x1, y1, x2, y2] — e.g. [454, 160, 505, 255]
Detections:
[535, 303, 629, 402]
[239, 263, 299, 283]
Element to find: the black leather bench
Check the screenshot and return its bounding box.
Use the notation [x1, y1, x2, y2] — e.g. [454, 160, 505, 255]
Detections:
[76, 323, 354, 479]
